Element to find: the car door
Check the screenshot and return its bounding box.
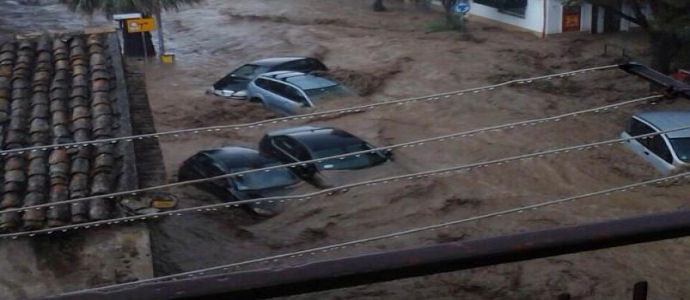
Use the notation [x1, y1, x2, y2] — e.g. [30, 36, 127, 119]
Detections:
[193, 155, 229, 194]
[625, 117, 674, 173]
[271, 137, 314, 178]
[264, 81, 308, 116]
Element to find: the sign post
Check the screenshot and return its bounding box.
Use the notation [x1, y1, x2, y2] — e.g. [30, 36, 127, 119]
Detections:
[452, 1, 470, 37]
[125, 17, 155, 61]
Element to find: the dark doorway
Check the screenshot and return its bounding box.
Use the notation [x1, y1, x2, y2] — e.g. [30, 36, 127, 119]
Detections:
[603, 6, 621, 33]
[562, 5, 581, 32]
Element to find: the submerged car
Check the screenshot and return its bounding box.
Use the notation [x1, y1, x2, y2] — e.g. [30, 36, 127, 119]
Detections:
[247, 71, 356, 116]
[259, 126, 392, 187]
[178, 146, 302, 216]
[621, 111, 690, 175]
[210, 57, 327, 100]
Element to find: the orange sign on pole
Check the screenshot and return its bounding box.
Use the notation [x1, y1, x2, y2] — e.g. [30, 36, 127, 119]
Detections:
[125, 17, 155, 33]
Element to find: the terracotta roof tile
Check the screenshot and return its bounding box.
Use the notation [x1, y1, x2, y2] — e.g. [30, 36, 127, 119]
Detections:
[0, 33, 131, 231]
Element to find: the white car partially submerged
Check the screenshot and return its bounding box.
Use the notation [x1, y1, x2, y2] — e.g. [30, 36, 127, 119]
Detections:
[621, 111, 690, 175]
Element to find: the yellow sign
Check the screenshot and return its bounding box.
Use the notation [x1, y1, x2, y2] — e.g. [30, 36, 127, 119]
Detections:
[125, 17, 155, 33]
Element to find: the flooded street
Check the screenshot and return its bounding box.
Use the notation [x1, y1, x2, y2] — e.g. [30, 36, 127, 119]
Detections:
[0, 0, 106, 36]
[2, 0, 690, 299]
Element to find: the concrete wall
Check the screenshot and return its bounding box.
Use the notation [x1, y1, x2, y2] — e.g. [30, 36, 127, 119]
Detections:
[579, 3, 593, 32]
[544, 0, 560, 35]
[0, 226, 153, 299]
[469, 0, 546, 34]
[468, 0, 596, 36]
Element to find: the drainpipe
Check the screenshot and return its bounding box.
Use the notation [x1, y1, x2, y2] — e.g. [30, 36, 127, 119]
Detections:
[542, 0, 548, 38]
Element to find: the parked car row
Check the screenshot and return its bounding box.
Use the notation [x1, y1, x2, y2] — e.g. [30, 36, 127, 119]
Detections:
[178, 126, 392, 217]
[209, 57, 355, 116]
[206, 59, 690, 216]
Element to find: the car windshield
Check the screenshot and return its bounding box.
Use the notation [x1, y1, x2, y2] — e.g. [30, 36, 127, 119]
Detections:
[230, 64, 271, 80]
[232, 163, 299, 191]
[670, 138, 690, 162]
[310, 141, 386, 170]
[304, 85, 354, 103]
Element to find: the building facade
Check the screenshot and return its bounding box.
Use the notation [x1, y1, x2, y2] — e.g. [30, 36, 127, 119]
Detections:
[465, 0, 641, 37]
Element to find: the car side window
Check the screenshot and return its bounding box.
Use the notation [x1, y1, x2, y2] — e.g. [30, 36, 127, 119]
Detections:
[272, 83, 307, 104]
[306, 59, 326, 71]
[628, 118, 655, 145]
[273, 137, 299, 160]
[194, 155, 219, 176]
[194, 155, 212, 168]
[255, 78, 272, 90]
[274, 137, 310, 161]
[282, 60, 309, 71]
[628, 118, 673, 163]
[283, 85, 308, 104]
[649, 136, 673, 163]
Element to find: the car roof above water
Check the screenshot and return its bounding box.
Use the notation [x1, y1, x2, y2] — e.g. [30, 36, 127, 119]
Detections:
[203, 146, 277, 169]
[635, 111, 690, 139]
[251, 57, 308, 66]
[260, 71, 338, 89]
[266, 126, 361, 150]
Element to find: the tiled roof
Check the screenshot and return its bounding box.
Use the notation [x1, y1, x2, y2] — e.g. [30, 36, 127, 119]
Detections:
[0, 32, 130, 231]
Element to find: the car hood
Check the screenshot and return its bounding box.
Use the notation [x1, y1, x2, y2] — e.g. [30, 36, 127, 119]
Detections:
[234, 181, 315, 200]
[211, 80, 249, 99]
[311, 162, 400, 188]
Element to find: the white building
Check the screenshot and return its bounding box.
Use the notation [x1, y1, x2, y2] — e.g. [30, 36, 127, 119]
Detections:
[465, 0, 641, 37]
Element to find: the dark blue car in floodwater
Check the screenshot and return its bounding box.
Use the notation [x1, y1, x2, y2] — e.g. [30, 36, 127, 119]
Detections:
[178, 146, 303, 216]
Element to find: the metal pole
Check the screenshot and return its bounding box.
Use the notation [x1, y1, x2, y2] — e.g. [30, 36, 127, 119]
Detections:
[141, 32, 147, 62]
[155, 2, 166, 56]
[50, 209, 690, 300]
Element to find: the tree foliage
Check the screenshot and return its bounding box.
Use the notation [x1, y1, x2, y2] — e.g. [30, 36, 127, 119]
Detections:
[59, 0, 203, 16]
[567, 0, 690, 72]
[565, 0, 690, 34]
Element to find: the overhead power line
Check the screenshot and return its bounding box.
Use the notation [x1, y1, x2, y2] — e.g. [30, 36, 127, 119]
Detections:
[0, 116, 684, 240]
[0, 64, 618, 156]
[0, 94, 659, 215]
[61, 170, 690, 293]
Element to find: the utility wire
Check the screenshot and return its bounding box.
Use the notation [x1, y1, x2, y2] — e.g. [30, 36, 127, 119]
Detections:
[62, 170, 690, 293]
[0, 94, 659, 215]
[1, 117, 685, 240]
[0, 64, 618, 156]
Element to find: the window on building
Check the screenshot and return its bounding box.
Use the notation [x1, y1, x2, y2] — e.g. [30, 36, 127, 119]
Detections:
[473, 0, 528, 18]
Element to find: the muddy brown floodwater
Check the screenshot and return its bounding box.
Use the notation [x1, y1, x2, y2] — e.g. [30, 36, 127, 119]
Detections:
[3, 0, 690, 299]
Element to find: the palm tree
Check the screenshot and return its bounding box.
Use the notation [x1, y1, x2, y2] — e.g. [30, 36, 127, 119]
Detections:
[60, 0, 202, 57]
[59, 0, 202, 16]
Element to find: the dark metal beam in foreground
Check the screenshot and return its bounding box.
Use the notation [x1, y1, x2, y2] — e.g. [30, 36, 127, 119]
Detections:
[53, 209, 690, 300]
[618, 62, 690, 99]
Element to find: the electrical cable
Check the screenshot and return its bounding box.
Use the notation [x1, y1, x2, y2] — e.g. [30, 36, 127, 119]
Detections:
[0, 94, 659, 215]
[1, 117, 684, 240]
[0, 64, 618, 156]
[62, 170, 690, 293]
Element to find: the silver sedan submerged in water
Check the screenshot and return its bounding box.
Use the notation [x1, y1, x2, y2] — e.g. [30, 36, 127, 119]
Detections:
[621, 111, 690, 175]
[209, 57, 327, 100]
[247, 71, 355, 116]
